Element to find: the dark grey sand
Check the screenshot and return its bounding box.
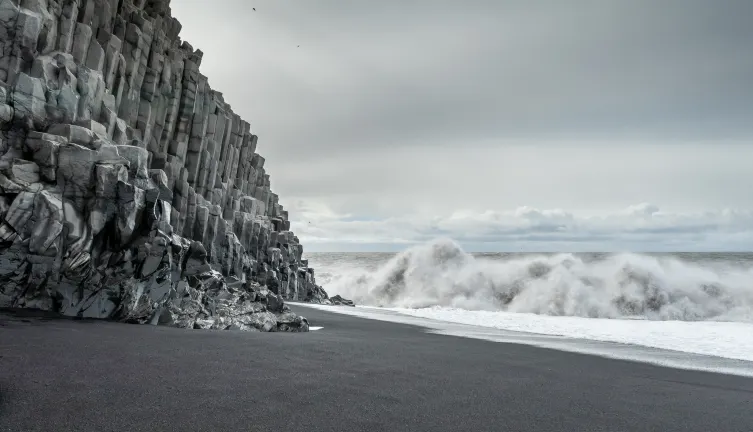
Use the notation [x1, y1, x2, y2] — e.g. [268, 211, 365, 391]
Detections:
[1, 307, 752, 432]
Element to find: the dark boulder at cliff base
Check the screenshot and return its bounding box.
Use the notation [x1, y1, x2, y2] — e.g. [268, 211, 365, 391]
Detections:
[330, 295, 356, 307]
[0, 0, 330, 332]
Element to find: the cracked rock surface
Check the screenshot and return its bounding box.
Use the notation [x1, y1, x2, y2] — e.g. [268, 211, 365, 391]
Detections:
[0, 0, 331, 331]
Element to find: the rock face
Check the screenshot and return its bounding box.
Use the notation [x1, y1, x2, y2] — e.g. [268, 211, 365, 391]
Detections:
[0, 0, 330, 331]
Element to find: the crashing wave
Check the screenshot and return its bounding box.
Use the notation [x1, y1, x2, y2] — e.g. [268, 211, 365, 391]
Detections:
[313, 239, 753, 322]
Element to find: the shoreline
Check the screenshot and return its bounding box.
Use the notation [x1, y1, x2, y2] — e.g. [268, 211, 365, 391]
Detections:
[292, 302, 753, 377]
[3, 306, 753, 431]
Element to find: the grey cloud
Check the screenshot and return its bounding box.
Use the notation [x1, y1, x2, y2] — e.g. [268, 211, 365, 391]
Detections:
[270, 143, 753, 216]
[171, 1, 753, 251]
[174, 0, 753, 163]
[288, 204, 753, 252]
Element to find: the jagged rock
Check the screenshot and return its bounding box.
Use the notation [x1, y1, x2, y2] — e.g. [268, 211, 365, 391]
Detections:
[25, 133, 64, 181]
[0, 0, 330, 332]
[5, 191, 35, 237]
[149, 168, 172, 201]
[330, 295, 356, 307]
[13, 74, 47, 127]
[117, 144, 148, 179]
[57, 141, 127, 201]
[276, 311, 310, 332]
[28, 191, 64, 255]
[116, 180, 145, 243]
[5, 159, 41, 184]
[94, 163, 128, 199]
[266, 291, 285, 313]
[0, 103, 13, 123]
[48, 123, 96, 147]
[0, 195, 10, 219]
[306, 282, 331, 304]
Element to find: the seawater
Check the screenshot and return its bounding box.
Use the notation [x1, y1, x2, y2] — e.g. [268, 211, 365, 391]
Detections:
[304, 239, 753, 323]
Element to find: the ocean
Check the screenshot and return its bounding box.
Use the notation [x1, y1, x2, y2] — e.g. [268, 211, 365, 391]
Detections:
[302, 239, 753, 364]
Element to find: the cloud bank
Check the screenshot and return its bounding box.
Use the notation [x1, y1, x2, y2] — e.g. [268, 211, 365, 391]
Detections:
[170, 1, 753, 252]
[290, 202, 753, 252]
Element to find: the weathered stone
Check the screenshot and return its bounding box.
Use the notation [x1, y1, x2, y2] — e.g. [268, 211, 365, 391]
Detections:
[76, 66, 105, 122]
[149, 168, 172, 201]
[116, 180, 145, 244]
[0, 103, 13, 123]
[238, 195, 258, 215]
[267, 291, 285, 313]
[94, 162, 127, 199]
[13, 73, 46, 124]
[47, 123, 95, 146]
[112, 118, 127, 145]
[330, 294, 356, 307]
[4, 191, 36, 237]
[85, 37, 105, 72]
[57, 142, 127, 201]
[116, 144, 148, 179]
[71, 23, 93, 65]
[0, 0, 330, 332]
[29, 191, 64, 255]
[7, 159, 40, 184]
[57, 0, 80, 54]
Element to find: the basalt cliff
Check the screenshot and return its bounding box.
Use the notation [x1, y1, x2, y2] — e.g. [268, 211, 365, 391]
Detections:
[0, 0, 330, 331]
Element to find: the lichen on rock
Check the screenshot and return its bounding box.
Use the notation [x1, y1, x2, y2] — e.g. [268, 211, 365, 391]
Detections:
[0, 0, 331, 331]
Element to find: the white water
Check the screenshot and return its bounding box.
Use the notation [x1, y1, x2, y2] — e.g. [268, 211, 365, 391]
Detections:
[305, 239, 753, 364]
[295, 302, 753, 376]
[317, 239, 753, 322]
[385, 306, 753, 362]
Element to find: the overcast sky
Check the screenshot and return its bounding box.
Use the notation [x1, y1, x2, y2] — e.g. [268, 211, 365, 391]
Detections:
[172, 1, 753, 252]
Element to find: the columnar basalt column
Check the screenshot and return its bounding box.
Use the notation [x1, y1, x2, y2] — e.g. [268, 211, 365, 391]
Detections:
[0, 0, 329, 332]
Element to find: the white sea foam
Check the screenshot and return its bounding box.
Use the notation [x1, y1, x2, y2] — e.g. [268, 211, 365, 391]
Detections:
[300, 239, 753, 368]
[385, 306, 753, 362]
[314, 238, 753, 322]
[295, 302, 753, 375]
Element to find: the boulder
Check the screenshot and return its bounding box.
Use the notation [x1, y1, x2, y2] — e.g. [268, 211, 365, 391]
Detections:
[330, 295, 356, 307]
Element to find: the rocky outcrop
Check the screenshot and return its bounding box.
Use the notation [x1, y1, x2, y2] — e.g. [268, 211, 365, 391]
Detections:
[329, 295, 355, 307]
[0, 0, 329, 331]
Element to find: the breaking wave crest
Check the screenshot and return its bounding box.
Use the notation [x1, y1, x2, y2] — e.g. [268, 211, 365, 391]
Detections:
[315, 239, 753, 322]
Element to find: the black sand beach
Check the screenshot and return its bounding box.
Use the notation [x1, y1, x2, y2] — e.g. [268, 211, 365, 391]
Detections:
[1, 307, 752, 432]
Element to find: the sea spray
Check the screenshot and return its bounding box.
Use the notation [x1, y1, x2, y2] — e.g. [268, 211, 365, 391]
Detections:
[308, 239, 753, 322]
